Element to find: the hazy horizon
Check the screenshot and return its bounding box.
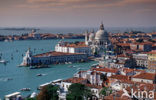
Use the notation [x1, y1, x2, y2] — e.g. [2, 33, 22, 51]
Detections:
[0, 0, 156, 28]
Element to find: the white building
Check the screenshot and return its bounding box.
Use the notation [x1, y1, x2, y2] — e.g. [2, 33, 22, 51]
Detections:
[55, 41, 91, 56]
[132, 53, 148, 68]
[21, 48, 32, 66]
[59, 77, 102, 99]
[85, 23, 113, 56]
[21, 49, 88, 66]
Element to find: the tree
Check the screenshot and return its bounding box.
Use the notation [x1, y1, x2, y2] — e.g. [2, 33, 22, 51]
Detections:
[100, 87, 112, 97]
[66, 83, 92, 100]
[100, 73, 107, 82]
[37, 85, 59, 100]
[25, 98, 36, 100]
[100, 73, 108, 86]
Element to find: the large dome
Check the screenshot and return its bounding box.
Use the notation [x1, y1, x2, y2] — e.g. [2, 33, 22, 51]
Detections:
[95, 23, 108, 40]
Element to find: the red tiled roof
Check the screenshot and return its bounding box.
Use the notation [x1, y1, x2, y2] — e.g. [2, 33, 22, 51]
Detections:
[117, 43, 130, 46]
[63, 77, 85, 83]
[147, 50, 156, 54]
[109, 75, 129, 81]
[132, 72, 156, 80]
[61, 42, 89, 48]
[33, 51, 84, 57]
[92, 67, 118, 73]
[85, 84, 102, 89]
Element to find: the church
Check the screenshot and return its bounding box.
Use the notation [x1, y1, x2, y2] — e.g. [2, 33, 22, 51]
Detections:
[85, 23, 113, 56]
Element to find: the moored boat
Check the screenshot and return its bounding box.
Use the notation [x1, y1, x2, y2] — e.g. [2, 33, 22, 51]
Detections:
[20, 88, 31, 91]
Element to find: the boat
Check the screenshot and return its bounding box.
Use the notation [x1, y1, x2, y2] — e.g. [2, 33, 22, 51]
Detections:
[30, 65, 50, 69]
[7, 78, 13, 81]
[30, 92, 37, 98]
[17, 64, 23, 67]
[0, 59, 8, 63]
[68, 62, 72, 64]
[20, 88, 31, 91]
[68, 65, 73, 68]
[73, 66, 77, 68]
[29, 66, 35, 69]
[77, 68, 81, 70]
[36, 74, 42, 76]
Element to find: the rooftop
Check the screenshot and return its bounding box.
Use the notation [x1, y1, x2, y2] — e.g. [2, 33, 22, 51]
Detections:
[63, 77, 86, 83]
[59, 41, 89, 48]
[132, 72, 156, 80]
[33, 51, 84, 57]
[91, 67, 118, 73]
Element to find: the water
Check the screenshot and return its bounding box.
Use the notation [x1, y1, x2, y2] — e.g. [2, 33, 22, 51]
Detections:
[0, 27, 156, 36]
[0, 39, 97, 98]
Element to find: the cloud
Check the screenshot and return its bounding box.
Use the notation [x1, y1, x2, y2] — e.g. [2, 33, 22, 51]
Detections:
[11, 0, 156, 15]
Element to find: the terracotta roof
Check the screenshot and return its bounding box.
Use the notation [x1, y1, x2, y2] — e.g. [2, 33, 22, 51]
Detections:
[85, 84, 102, 89]
[61, 42, 89, 48]
[117, 54, 129, 58]
[117, 43, 130, 46]
[122, 68, 144, 74]
[131, 42, 153, 45]
[104, 91, 132, 100]
[109, 75, 129, 81]
[92, 67, 118, 73]
[63, 77, 86, 83]
[132, 72, 156, 80]
[147, 50, 156, 54]
[33, 51, 84, 57]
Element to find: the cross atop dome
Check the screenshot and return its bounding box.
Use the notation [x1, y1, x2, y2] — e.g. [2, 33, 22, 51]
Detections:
[100, 22, 104, 30]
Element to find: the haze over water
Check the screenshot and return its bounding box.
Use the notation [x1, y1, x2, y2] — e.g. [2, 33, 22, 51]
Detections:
[0, 27, 156, 36]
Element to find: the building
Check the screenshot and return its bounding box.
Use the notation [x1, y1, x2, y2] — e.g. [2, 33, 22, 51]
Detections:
[130, 42, 152, 52]
[147, 50, 156, 69]
[132, 53, 148, 68]
[131, 72, 156, 84]
[55, 41, 91, 56]
[21, 49, 88, 66]
[60, 77, 102, 99]
[85, 23, 113, 56]
[28, 29, 41, 39]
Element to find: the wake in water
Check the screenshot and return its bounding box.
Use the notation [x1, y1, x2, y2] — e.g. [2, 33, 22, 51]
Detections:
[0, 77, 13, 82]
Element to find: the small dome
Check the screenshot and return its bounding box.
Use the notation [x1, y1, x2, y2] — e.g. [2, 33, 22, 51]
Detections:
[89, 33, 95, 41]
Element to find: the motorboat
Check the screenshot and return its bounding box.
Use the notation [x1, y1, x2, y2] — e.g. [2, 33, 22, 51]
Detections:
[20, 88, 31, 91]
[36, 74, 42, 76]
[30, 65, 50, 69]
[68, 65, 73, 68]
[0, 59, 7, 63]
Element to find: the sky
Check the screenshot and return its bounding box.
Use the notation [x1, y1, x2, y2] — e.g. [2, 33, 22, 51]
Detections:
[0, 0, 156, 28]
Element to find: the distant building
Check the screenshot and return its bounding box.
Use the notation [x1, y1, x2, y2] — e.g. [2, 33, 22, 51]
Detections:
[28, 29, 41, 39]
